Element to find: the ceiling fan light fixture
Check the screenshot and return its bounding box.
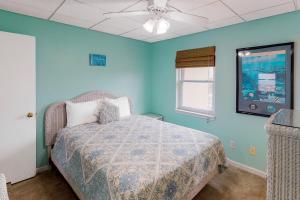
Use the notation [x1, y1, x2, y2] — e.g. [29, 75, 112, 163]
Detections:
[104, 0, 209, 37]
[156, 18, 170, 35]
[143, 18, 156, 33]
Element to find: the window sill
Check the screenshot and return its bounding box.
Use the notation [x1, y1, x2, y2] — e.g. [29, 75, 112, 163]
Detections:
[176, 109, 216, 121]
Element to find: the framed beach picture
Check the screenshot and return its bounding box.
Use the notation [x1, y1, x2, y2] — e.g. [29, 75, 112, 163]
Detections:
[236, 42, 294, 117]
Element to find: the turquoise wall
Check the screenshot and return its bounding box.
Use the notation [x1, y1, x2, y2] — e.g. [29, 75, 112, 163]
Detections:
[1, 8, 299, 171]
[0, 10, 152, 167]
[151, 11, 300, 171]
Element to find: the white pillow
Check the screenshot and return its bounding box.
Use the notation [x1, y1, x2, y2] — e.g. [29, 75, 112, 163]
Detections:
[65, 100, 101, 127]
[104, 97, 131, 118]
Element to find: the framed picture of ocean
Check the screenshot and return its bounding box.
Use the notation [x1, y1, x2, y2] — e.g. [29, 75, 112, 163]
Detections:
[236, 42, 294, 117]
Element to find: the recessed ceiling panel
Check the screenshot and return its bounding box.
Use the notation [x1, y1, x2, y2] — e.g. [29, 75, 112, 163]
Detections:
[92, 17, 141, 35]
[207, 16, 243, 29]
[168, 19, 206, 36]
[121, 28, 153, 41]
[76, 0, 138, 12]
[222, 0, 292, 15]
[173, 26, 206, 36]
[188, 1, 237, 22]
[51, 14, 96, 28]
[124, 0, 150, 23]
[0, 0, 297, 42]
[242, 2, 295, 21]
[0, 0, 63, 19]
[9, 0, 64, 11]
[53, 0, 105, 26]
[168, 20, 193, 33]
[91, 22, 126, 35]
[168, 0, 217, 12]
[145, 32, 178, 43]
[125, 0, 148, 11]
[129, 14, 152, 24]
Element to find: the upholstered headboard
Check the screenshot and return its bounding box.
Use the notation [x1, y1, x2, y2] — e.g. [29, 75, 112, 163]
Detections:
[45, 91, 126, 147]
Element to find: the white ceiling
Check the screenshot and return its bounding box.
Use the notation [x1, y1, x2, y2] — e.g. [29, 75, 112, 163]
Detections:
[0, 0, 298, 43]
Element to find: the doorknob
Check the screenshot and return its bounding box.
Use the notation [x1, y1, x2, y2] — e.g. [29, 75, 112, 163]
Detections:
[27, 112, 34, 118]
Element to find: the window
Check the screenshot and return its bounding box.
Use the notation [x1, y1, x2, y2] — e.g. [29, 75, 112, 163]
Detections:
[176, 67, 215, 117]
[175, 46, 216, 118]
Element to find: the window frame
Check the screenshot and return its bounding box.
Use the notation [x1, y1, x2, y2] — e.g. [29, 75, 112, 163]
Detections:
[176, 67, 216, 119]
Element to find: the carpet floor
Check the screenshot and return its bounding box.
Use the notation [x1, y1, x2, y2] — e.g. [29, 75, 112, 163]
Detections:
[7, 166, 266, 200]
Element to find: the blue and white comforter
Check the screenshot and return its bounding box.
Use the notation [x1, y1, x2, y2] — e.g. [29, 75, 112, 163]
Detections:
[52, 115, 226, 200]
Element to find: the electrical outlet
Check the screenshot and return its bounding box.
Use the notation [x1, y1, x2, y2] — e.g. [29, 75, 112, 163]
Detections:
[249, 146, 256, 156]
[230, 140, 236, 150]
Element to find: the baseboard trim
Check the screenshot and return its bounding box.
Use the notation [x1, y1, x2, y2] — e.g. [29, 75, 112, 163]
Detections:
[226, 158, 266, 178]
[36, 165, 51, 174]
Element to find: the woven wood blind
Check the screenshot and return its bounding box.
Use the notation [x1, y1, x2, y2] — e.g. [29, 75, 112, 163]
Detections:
[176, 46, 216, 68]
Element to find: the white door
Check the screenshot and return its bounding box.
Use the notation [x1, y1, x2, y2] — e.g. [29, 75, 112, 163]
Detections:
[0, 31, 36, 183]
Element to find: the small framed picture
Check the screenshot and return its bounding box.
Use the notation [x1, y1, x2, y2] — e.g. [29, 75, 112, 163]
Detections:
[89, 54, 106, 67]
[236, 42, 294, 117]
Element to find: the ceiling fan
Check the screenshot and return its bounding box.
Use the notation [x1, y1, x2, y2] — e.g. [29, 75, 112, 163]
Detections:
[103, 0, 208, 35]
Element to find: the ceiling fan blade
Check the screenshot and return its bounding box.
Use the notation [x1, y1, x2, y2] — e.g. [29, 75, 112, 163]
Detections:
[149, 0, 168, 8]
[165, 11, 208, 26]
[103, 10, 149, 18]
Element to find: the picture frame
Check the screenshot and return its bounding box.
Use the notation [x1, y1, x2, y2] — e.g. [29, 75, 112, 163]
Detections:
[236, 42, 294, 117]
[89, 54, 106, 67]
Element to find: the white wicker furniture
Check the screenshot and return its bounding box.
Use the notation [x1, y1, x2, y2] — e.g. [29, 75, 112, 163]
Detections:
[0, 174, 9, 200]
[143, 113, 164, 120]
[265, 109, 300, 200]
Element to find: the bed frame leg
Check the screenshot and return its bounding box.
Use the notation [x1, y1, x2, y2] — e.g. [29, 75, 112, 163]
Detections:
[218, 165, 227, 174]
[47, 146, 52, 159]
[46, 145, 60, 174]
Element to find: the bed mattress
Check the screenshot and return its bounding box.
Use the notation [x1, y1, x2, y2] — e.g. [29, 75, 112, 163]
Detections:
[52, 115, 226, 200]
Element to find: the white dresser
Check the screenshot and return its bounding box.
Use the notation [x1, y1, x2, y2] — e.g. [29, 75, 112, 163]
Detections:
[265, 109, 300, 200]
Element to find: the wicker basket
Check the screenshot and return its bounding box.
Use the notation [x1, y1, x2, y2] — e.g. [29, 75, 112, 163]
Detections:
[265, 110, 300, 200]
[0, 174, 9, 200]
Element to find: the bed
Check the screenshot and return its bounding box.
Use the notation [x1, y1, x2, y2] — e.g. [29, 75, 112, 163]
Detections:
[45, 91, 226, 200]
